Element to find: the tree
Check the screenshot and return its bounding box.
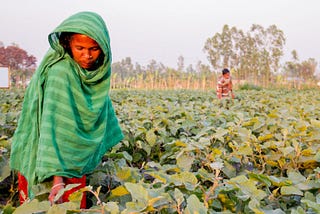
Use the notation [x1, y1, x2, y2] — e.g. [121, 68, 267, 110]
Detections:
[300, 58, 317, 81]
[177, 55, 185, 72]
[249, 24, 285, 86]
[0, 43, 37, 87]
[203, 24, 234, 71]
[203, 24, 286, 86]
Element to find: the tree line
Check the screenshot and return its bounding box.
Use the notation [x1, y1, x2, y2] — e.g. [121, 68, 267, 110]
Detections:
[0, 41, 37, 87]
[0, 24, 318, 89]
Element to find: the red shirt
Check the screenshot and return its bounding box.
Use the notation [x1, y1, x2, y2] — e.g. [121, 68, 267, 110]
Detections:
[216, 75, 233, 98]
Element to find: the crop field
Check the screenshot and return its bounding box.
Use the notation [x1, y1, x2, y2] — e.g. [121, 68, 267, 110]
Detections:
[1, 88, 320, 213]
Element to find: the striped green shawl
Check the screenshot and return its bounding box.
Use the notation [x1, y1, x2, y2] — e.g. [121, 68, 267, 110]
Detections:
[10, 11, 123, 196]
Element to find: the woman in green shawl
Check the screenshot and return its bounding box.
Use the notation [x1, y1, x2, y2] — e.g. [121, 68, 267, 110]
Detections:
[10, 11, 123, 208]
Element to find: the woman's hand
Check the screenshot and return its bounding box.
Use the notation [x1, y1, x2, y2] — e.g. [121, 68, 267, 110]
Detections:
[48, 176, 65, 205]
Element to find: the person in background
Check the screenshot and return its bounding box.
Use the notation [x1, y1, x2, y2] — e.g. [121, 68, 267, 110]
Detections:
[216, 68, 235, 99]
[10, 11, 124, 208]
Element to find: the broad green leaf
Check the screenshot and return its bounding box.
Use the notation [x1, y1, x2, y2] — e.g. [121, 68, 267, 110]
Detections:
[144, 171, 168, 183]
[137, 140, 151, 155]
[262, 209, 285, 214]
[229, 175, 248, 184]
[184, 194, 207, 214]
[171, 171, 198, 191]
[124, 201, 147, 213]
[68, 190, 83, 204]
[280, 186, 303, 196]
[279, 146, 295, 157]
[258, 133, 273, 141]
[54, 183, 81, 202]
[124, 182, 149, 204]
[290, 206, 309, 214]
[253, 118, 265, 131]
[48, 202, 79, 213]
[176, 152, 194, 171]
[47, 204, 67, 214]
[221, 161, 236, 178]
[111, 185, 130, 197]
[146, 129, 157, 146]
[174, 140, 187, 147]
[237, 127, 251, 142]
[269, 176, 292, 187]
[147, 196, 165, 208]
[197, 168, 215, 182]
[116, 167, 132, 182]
[1, 204, 16, 214]
[248, 173, 272, 187]
[287, 170, 306, 184]
[104, 201, 120, 214]
[310, 119, 320, 128]
[301, 199, 320, 213]
[13, 199, 50, 214]
[315, 150, 320, 162]
[120, 151, 133, 162]
[174, 188, 184, 207]
[213, 128, 229, 142]
[248, 198, 264, 214]
[242, 181, 267, 200]
[230, 177, 267, 201]
[209, 161, 224, 170]
[238, 144, 253, 156]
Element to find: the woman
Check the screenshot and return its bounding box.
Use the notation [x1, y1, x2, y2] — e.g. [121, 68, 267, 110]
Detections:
[10, 11, 124, 208]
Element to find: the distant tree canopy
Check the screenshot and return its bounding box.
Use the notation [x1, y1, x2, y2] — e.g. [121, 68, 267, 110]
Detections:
[203, 24, 318, 88]
[203, 24, 286, 86]
[0, 42, 37, 87]
[283, 50, 318, 86]
[1, 24, 318, 89]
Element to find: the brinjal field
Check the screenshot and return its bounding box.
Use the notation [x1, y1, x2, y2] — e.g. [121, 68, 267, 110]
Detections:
[1, 88, 320, 213]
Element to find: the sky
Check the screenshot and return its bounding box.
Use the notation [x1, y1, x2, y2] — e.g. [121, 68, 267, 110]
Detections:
[1, 0, 319, 69]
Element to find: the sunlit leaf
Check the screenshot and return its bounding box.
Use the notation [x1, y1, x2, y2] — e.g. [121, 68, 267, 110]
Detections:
[145, 171, 168, 184]
[209, 161, 224, 170]
[116, 167, 132, 182]
[310, 119, 320, 128]
[110, 185, 130, 197]
[248, 198, 264, 214]
[174, 140, 187, 147]
[13, 199, 50, 214]
[280, 186, 303, 196]
[287, 170, 306, 184]
[238, 144, 253, 156]
[124, 182, 149, 204]
[301, 199, 320, 213]
[174, 188, 184, 207]
[146, 129, 157, 146]
[184, 194, 208, 214]
[258, 133, 273, 141]
[248, 173, 272, 187]
[104, 201, 120, 214]
[176, 152, 194, 171]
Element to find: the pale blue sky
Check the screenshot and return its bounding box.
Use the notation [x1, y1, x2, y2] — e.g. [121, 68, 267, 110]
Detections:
[1, 0, 319, 68]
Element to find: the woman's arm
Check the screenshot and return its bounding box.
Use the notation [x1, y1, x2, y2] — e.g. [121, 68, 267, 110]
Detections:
[48, 176, 65, 205]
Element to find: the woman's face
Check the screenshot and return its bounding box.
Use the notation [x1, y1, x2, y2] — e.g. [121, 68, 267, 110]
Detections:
[69, 34, 102, 70]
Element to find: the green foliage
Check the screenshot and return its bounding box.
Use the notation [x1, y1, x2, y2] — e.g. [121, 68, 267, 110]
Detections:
[1, 88, 320, 213]
[238, 83, 262, 91]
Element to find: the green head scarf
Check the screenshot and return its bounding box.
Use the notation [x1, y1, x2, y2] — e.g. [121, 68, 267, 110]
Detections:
[10, 11, 123, 197]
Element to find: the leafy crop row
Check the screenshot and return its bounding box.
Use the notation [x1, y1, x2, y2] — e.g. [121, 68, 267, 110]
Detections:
[1, 89, 320, 213]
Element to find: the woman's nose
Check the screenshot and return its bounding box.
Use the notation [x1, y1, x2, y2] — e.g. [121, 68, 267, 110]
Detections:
[83, 50, 92, 59]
